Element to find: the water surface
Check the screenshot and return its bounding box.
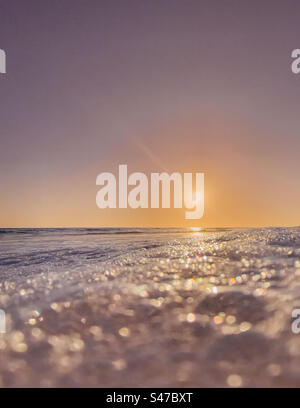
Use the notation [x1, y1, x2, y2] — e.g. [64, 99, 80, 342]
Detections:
[0, 227, 300, 387]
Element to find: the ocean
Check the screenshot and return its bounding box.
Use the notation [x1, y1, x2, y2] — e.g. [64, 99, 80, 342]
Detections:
[0, 227, 299, 387]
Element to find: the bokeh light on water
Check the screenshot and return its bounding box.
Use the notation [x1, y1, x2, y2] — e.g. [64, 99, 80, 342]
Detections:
[0, 227, 300, 387]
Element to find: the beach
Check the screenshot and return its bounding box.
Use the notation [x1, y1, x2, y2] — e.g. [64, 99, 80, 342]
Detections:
[0, 227, 300, 387]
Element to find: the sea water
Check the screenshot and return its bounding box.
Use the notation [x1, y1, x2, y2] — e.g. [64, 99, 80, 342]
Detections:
[0, 227, 299, 387]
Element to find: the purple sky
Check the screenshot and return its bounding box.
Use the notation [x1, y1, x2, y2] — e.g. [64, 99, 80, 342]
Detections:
[0, 0, 300, 227]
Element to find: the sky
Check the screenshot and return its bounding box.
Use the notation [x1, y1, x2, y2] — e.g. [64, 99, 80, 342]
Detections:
[0, 0, 300, 228]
